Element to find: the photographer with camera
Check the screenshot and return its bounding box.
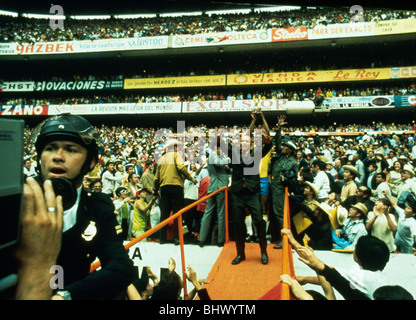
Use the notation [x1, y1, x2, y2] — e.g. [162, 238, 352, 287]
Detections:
[17, 114, 135, 300]
[270, 115, 299, 249]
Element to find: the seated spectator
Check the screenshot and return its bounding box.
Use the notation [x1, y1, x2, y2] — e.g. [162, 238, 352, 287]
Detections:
[341, 185, 374, 214]
[333, 202, 368, 250]
[294, 235, 391, 300]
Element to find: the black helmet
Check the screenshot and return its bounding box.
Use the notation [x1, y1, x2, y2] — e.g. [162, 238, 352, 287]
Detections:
[30, 113, 98, 183]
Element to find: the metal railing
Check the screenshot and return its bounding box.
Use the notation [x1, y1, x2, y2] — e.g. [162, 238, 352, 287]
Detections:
[89, 186, 230, 300]
[89, 185, 294, 300]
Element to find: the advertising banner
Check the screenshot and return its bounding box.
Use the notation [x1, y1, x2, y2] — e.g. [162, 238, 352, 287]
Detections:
[394, 95, 416, 107]
[0, 105, 49, 116]
[124, 75, 226, 89]
[172, 30, 270, 48]
[0, 43, 17, 55]
[227, 68, 391, 85]
[271, 27, 308, 42]
[182, 99, 290, 113]
[326, 96, 395, 109]
[0, 82, 35, 92]
[47, 102, 182, 115]
[373, 18, 416, 35]
[34, 80, 124, 91]
[1, 37, 169, 56]
[308, 22, 373, 40]
[390, 66, 416, 79]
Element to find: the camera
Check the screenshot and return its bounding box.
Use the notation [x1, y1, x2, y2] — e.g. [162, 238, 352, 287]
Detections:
[33, 176, 78, 211]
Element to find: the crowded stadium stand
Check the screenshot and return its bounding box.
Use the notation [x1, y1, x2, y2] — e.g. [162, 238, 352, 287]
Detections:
[1, 0, 416, 302]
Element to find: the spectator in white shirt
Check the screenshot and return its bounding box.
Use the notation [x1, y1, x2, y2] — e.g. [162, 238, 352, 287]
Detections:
[311, 159, 331, 202]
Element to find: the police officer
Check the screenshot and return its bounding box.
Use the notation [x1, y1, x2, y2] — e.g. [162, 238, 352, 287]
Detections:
[270, 115, 299, 249]
[29, 113, 135, 300]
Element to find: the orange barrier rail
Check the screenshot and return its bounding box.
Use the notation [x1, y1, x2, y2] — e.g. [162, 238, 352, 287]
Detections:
[89, 186, 230, 300]
[90, 185, 295, 300]
[281, 187, 294, 300]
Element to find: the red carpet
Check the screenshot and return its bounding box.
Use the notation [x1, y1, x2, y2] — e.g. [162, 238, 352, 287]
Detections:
[201, 241, 285, 300]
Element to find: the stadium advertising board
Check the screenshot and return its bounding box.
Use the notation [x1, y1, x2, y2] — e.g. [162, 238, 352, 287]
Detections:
[182, 99, 290, 112]
[34, 80, 124, 91]
[390, 66, 416, 79]
[0, 82, 35, 92]
[124, 75, 226, 89]
[172, 30, 270, 48]
[0, 43, 17, 55]
[325, 96, 395, 109]
[271, 27, 308, 42]
[373, 18, 416, 35]
[394, 95, 416, 107]
[0, 105, 49, 116]
[308, 22, 373, 40]
[3, 37, 169, 56]
[227, 68, 391, 85]
[47, 102, 182, 115]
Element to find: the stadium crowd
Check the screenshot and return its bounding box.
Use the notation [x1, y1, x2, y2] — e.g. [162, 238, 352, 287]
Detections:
[23, 114, 416, 253]
[3, 83, 415, 107]
[1, 7, 415, 43]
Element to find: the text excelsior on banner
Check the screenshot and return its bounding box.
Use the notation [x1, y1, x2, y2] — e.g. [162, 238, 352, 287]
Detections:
[227, 68, 391, 85]
[182, 99, 289, 113]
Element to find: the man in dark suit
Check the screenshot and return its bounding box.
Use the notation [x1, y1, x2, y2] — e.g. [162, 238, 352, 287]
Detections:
[227, 114, 272, 265]
[22, 114, 135, 300]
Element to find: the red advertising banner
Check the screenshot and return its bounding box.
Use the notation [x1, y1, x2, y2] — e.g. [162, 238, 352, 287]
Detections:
[271, 27, 308, 42]
[0, 105, 49, 116]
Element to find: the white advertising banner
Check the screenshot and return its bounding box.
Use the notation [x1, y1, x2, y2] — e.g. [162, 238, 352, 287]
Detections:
[1, 37, 169, 55]
[0, 81, 35, 92]
[325, 96, 395, 109]
[308, 22, 373, 40]
[47, 102, 182, 115]
[181, 99, 308, 113]
[172, 30, 270, 48]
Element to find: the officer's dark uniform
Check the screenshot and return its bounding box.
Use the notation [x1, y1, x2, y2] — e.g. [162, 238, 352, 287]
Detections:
[58, 190, 135, 300]
[270, 128, 298, 235]
[228, 139, 272, 262]
[31, 113, 135, 300]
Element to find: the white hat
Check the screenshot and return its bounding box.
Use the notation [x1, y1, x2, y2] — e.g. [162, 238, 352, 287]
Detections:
[304, 181, 319, 199]
[342, 165, 360, 178]
[402, 164, 415, 177]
